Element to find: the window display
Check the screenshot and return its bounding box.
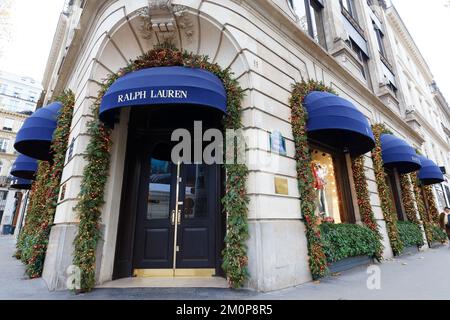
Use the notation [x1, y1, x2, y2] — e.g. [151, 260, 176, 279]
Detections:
[311, 149, 342, 223]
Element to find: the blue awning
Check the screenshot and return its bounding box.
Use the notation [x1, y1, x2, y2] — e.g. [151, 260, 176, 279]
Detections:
[10, 177, 32, 190]
[99, 66, 227, 124]
[14, 102, 63, 161]
[303, 91, 375, 156]
[10, 154, 38, 180]
[380, 134, 421, 174]
[418, 156, 445, 185]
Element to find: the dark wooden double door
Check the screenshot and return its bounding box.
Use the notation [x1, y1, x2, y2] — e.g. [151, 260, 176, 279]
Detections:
[134, 145, 218, 270]
[114, 135, 223, 278]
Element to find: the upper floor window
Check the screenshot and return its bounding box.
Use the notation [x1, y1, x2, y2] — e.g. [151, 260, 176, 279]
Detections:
[3, 119, 13, 131]
[289, 0, 327, 49]
[373, 21, 387, 58]
[13, 87, 22, 98]
[0, 138, 9, 153]
[0, 160, 3, 174]
[341, 0, 358, 21]
[346, 38, 370, 81]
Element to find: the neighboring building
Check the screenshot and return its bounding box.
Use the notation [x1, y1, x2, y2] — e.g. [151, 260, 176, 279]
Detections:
[0, 70, 43, 114]
[21, 0, 450, 291]
[0, 0, 13, 60]
[384, 6, 450, 212]
[0, 109, 31, 234]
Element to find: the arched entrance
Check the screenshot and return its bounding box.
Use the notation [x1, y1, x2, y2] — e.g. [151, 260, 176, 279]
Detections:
[112, 89, 226, 280]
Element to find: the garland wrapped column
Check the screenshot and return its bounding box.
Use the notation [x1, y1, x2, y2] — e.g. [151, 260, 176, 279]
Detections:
[423, 185, 440, 224]
[399, 174, 420, 225]
[351, 155, 383, 260]
[290, 80, 331, 279]
[371, 124, 403, 255]
[15, 91, 75, 278]
[410, 172, 433, 243]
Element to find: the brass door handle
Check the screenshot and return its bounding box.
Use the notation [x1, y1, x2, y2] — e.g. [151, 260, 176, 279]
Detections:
[171, 210, 176, 226]
[171, 209, 182, 225]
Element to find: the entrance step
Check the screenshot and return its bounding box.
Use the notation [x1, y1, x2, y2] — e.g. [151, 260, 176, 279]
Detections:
[97, 277, 229, 289]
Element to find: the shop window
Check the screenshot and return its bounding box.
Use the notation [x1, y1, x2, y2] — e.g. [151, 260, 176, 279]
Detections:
[289, 0, 327, 49]
[311, 146, 355, 224]
[385, 170, 405, 221]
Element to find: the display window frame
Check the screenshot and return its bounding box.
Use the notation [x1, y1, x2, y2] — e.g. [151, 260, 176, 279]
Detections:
[384, 168, 407, 222]
[309, 140, 356, 224]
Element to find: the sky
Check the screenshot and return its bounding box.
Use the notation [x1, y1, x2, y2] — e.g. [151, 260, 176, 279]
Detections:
[0, 0, 449, 102]
[0, 0, 64, 83]
[392, 0, 450, 101]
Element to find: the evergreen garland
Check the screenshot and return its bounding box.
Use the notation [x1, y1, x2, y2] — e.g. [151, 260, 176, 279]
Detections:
[423, 185, 440, 225]
[14, 161, 51, 277]
[351, 155, 383, 260]
[72, 46, 248, 291]
[290, 80, 330, 279]
[371, 124, 404, 255]
[14, 91, 75, 278]
[399, 174, 420, 225]
[410, 172, 434, 244]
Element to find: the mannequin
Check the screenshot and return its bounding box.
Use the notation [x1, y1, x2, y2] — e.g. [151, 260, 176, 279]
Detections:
[312, 161, 329, 217]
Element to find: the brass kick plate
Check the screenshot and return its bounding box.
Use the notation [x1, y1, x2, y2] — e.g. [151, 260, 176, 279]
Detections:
[133, 269, 216, 278]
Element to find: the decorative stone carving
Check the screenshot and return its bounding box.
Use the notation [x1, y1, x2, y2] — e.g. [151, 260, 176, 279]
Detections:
[139, 0, 194, 44]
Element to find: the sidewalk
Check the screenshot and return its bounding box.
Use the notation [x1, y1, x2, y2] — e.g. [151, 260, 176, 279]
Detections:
[1, 235, 450, 300]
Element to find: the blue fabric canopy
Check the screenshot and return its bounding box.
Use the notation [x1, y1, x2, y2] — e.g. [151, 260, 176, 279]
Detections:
[10, 177, 32, 190]
[10, 154, 38, 180]
[380, 134, 421, 174]
[303, 91, 375, 156]
[99, 66, 227, 124]
[14, 102, 63, 161]
[418, 156, 445, 185]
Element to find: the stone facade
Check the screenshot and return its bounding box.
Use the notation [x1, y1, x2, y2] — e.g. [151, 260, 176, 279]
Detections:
[38, 0, 450, 291]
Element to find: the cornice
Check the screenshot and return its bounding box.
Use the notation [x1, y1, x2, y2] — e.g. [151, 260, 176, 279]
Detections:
[0, 109, 29, 119]
[408, 109, 449, 151]
[42, 14, 68, 88]
[386, 6, 434, 82]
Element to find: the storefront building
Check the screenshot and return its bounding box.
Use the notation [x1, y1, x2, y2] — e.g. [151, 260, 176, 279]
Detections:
[13, 0, 450, 292]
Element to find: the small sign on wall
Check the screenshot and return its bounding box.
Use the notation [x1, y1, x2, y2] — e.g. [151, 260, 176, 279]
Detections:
[274, 177, 289, 195]
[270, 130, 286, 156]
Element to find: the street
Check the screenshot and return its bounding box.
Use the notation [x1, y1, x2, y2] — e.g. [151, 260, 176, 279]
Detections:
[1, 235, 450, 300]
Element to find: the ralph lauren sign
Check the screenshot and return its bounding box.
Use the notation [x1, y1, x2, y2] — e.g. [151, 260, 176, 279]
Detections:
[117, 89, 189, 103]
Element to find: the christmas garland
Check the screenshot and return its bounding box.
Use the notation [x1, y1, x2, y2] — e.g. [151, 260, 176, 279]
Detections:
[72, 46, 248, 291]
[399, 174, 420, 225]
[423, 186, 440, 225]
[423, 185, 447, 243]
[14, 161, 51, 276]
[351, 156, 383, 260]
[290, 80, 383, 278]
[371, 124, 404, 255]
[15, 91, 75, 278]
[290, 80, 330, 279]
[410, 172, 434, 244]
